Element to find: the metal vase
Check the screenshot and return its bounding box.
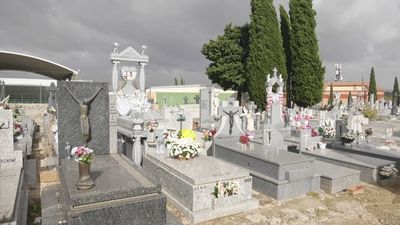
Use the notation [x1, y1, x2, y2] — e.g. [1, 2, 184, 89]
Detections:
[76, 162, 95, 190]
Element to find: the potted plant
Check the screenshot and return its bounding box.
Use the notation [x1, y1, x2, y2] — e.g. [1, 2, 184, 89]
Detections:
[146, 119, 158, 145]
[71, 146, 95, 190]
[202, 128, 216, 151]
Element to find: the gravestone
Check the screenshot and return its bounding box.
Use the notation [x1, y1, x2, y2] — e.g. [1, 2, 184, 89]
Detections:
[335, 119, 347, 141]
[0, 109, 25, 225]
[44, 81, 167, 225]
[200, 87, 213, 128]
[266, 68, 284, 128]
[214, 99, 244, 137]
[0, 110, 13, 152]
[57, 81, 110, 156]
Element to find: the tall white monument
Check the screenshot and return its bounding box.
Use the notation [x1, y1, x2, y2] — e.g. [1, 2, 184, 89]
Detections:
[110, 43, 149, 93]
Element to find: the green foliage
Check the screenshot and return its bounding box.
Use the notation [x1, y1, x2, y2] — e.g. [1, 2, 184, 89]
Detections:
[328, 83, 334, 105]
[174, 76, 185, 85]
[347, 91, 352, 106]
[362, 106, 377, 120]
[392, 77, 399, 99]
[368, 67, 377, 102]
[289, 0, 325, 107]
[280, 5, 292, 106]
[247, 0, 287, 109]
[201, 24, 249, 98]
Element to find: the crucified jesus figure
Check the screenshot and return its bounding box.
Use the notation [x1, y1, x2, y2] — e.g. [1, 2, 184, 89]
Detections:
[65, 87, 103, 145]
[223, 110, 239, 135]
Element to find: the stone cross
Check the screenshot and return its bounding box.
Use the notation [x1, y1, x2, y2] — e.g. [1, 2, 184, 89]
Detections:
[163, 96, 167, 108]
[247, 101, 257, 114]
[194, 95, 200, 104]
[183, 96, 189, 104]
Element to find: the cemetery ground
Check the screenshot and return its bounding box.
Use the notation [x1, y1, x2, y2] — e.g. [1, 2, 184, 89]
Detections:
[22, 107, 400, 225]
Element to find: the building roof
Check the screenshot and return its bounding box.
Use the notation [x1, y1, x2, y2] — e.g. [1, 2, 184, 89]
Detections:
[324, 81, 384, 92]
[0, 51, 77, 80]
[1, 78, 55, 87]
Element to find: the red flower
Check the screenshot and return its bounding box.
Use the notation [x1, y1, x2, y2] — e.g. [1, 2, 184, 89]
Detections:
[240, 135, 249, 144]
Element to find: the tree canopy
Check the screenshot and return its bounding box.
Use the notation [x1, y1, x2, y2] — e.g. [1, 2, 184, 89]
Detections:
[289, 0, 325, 107]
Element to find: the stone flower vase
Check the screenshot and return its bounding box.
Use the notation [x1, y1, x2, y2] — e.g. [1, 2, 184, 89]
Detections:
[77, 162, 95, 190]
[147, 131, 156, 146]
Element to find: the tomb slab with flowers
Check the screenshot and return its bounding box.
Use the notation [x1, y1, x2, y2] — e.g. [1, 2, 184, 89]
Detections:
[142, 129, 258, 223]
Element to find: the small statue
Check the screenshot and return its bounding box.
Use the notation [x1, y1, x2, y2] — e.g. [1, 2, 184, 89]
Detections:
[223, 110, 239, 135]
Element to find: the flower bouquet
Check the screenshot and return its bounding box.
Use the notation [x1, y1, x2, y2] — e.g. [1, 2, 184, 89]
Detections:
[379, 164, 398, 178]
[146, 120, 158, 132]
[213, 180, 240, 198]
[71, 146, 94, 164]
[318, 121, 335, 138]
[342, 130, 357, 144]
[165, 129, 201, 160]
[168, 137, 200, 160]
[202, 128, 216, 142]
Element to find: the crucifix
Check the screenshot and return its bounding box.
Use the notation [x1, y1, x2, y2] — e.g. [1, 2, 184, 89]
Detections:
[223, 110, 239, 135]
[264, 126, 274, 145]
[65, 87, 103, 145]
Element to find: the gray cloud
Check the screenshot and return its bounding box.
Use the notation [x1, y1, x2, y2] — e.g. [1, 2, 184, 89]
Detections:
[0, 0, 399, 90]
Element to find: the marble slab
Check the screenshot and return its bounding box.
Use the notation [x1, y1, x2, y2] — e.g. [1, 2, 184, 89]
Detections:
[0, 110, 13, 153]
[0, 168, 22, 224]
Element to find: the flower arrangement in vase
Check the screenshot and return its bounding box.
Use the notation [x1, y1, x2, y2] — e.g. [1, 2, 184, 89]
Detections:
[202, 128, 216, 142]
[71, 146, 95, 190]
[379, 164, 398, 178]
[71, 146, 94, 163]
[146, 119, 158, 132]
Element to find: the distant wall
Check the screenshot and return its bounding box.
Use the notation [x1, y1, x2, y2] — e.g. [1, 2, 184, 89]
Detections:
[8, 103, 47, 128]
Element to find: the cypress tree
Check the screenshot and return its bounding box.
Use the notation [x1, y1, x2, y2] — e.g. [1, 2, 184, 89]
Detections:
[280, 5, 292, 107]
[392, 77, 399, 97]
[368, 67, 377, 102]
[247, 0, 287, 110]
[347, 91, 352, 107]
[328, 83, 334, 105]
[289, 0, 325, 107]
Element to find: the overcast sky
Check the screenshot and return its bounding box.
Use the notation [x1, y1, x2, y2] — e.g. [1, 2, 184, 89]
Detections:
[0, 0, 399, 90]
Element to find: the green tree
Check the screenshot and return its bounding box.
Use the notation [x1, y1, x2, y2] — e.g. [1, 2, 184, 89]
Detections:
[247, 0, 287, 109]
[328, 83, 334, 105]
[289, 0, 325, 107]
[392, 76, 399, 99]
[280, 5, 292, 107]
[368, 67, 377, 102]
[201, 24, 249, 102]
[180, 76, 185, 85]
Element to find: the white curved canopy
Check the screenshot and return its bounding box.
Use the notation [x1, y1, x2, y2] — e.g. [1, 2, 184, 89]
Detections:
[0, 51, 78, 80]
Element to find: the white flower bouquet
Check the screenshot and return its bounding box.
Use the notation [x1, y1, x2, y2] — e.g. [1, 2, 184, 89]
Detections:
[168, 137, 200, 160]
[213, 180, 240, 198]
[319, 121, 335, 138]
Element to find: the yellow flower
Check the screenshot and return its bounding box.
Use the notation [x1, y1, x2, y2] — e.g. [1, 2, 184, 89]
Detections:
[178, 129, 196, 140]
